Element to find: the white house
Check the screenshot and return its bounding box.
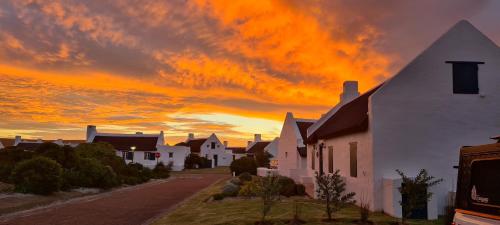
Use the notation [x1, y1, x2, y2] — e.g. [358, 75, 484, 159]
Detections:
[246, 134, 280, 167]
[175, 133, 233, 167]
[0, 136, 85, 151]
[306, 20, 500, 219]
[277, 112, 315, 184]
[86, 125, 190, 171]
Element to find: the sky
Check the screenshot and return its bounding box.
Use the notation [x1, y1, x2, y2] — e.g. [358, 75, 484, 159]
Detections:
[0, 0, 499, 146]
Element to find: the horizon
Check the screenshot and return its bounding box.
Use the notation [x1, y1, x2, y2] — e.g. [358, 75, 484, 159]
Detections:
[1, 1, 500, 146]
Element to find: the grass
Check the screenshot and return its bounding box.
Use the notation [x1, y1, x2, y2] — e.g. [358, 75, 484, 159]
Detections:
[152, 179, 444, 225]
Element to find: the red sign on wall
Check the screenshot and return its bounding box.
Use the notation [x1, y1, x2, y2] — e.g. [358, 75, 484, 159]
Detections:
[155, 152, 161, 158]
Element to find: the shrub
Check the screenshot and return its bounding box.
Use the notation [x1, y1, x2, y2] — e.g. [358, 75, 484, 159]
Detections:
[0, 147, 34, 164]
[0, 164, 14, 183]
[315, 170, 356, 221]
[66, 158, 120, 189]
[278, 176, 297, 197]
[152, 162, 172, 179]
[229, 177, 242, 186]
[213, 193, 225, 201]
[184, 154, 200, 169]
[238, 172, 252, 182]
[295, 184, 306, 196]
[359, 197, 371, 223]
[121, 163, 152, 185]
[35, 142, 61, 155]
[10, 157, 62, 195]
[43, 145, 79, 169]
[238, 179, 258, 198]
[222, 182, 240, 197]
[230, 157, 257, 175]
[199, 157, 212, 168]
[255, 151, 272, 168]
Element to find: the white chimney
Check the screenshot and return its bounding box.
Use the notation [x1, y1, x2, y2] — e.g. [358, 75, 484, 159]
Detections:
[254, 134, 262, 142]
[86, 125, 97, 142]
[188, 133, 194, 140]
[223, 141, 228, 147]
[340, 81, 360, 103]
[14, 136, 22, 146]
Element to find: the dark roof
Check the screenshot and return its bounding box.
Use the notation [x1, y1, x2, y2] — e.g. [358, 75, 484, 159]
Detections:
[92, 135, 158, 151]
[227, 147, 246, 154]
[175, 139, 207, 153]
[296, 121, 314, 144]
[308, 84, 383, 143]
[297, 147, 307, 157]
[460, 143, 500, 155]
[16, 142, 44, 151]
[491, 135, 500, 143]
[247, 141, 270, 154]
[0, 138, 15, 148]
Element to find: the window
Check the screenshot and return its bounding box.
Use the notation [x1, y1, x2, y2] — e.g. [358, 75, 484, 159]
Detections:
[169, 152, 173, 158]
[124, 151, 134, 160]
[211, 142, 216, 149]
[311, 145, 316, 170]
[328, 146, 333, 173]
[232, 155, 235, 161]
[285, 152, 288, 158]
[144, 152, 156, 160]
[350, 142, 358, 177]
[446, 61, 483, 94]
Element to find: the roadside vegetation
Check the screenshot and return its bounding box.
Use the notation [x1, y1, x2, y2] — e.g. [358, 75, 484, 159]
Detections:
[0, 142, 172, 195]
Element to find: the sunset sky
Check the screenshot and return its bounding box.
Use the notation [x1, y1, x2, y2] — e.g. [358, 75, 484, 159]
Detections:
[1, 0, 499, 146]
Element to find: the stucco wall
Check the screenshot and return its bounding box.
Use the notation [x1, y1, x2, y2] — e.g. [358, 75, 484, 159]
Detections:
[277, 113, 308, 182]
[370, 21, 500, 214]
[200, 134, 233, 167]
[119, 145, 190, 171]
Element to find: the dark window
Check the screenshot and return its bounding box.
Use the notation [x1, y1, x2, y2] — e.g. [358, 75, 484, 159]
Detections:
[350, 142, 358, 177]
[469, 159, 500, 209]
[124, 151, 134, 160]
[144, 152, 155, 160]
[232, 155, 235, 161]
[446, 61, 483, 94]
[328, 146, 333, 173]
[169, 152, 173, 158]
[285, 152, 288, 158]
[211, 142, 216, 149]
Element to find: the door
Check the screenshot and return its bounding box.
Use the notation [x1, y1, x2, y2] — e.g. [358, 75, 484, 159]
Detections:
[213, 154, 218, 167]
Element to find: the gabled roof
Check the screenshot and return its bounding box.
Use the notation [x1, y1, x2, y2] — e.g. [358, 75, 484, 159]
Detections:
[296, 121, 314, 144]
[246, 141, 270, 154]
[308, 84, 383, 143]
[227, 147, 246, 154]
[92, 135, 159, 151]
[175, 138, 207, 153]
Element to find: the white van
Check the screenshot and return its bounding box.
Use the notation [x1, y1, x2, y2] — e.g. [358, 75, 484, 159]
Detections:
[453, 141, 500, 225]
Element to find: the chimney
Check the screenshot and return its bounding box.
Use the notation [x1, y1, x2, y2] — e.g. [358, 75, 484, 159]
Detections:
[86, 125, 97, 142]
[136, 132, 143, 134]
[254, 134, 262, 142]
[14, 136, 22, 145]
[188, 133, 194, 140]
[223, 141, 228, 147]
[340, 81, 360, 103]
[36, 138, 43, 143]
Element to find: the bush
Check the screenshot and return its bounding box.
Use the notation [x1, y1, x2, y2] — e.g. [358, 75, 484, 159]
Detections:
[121, 163, 152, 185]
[152, 162, 172, 179]
[238, 179, 258, 197]
[238, 172, 252, 182]
[278, 176, 297, 197]
[213, 193, 225, 201]
[42, 145, 79, 169]
[10, 157, 62, 195]
[228, 177, 242, 186]
[255, 151, 272, 168]
[35, 142, 61, 155]
[0, 164, 14, 183]
[75, 143, 127, 175]
[230, 157, 257, 175]
[184, 154, 211, 169]
[66, 158, 120, 189]
[0, 147, 34, 164]
[296, 184, 306, 196]
[222, 182, 240, 197]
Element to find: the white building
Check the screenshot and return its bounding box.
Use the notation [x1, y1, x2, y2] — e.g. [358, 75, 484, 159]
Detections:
[246, 134, 280, 167]
[175, 133, 233, 167]
[277, 112, 315, 184]
[86, 125, 190, 171]
[306, 20, 500, 219]
[0, 136, 85, 150]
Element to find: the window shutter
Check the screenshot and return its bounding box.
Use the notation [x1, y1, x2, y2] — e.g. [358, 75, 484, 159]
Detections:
[350, 142, 357, 177]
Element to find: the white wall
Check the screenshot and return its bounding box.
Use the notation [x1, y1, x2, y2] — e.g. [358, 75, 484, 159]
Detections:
[370, 21, 500, 215]
[200, 134, 233, 167]
[119, 146, 190, 171]
[277, 113, 306, 181]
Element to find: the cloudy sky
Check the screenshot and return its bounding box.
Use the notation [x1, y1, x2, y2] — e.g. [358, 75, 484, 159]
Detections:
[0, 0, 499, 145]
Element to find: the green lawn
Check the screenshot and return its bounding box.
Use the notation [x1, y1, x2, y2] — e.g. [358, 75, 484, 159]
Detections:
[152, 178, 443, 225]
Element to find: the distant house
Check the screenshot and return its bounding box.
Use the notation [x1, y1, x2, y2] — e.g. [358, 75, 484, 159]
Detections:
[246, 134, 280, 167]
[86, 125, 189, 171]
[175, 133, 233, 167]
[0, 136, 85, 151]
[226, 146, 247, 161]
[305, 21, 500, 219]
[277, 112, 315, 184]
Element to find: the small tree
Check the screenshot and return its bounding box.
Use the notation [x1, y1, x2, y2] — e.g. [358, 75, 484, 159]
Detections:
[255, 175, 281, 224]
[396, 169, 443, 225]
[315, 170, 356, 221]
[255, 151, 272, 167]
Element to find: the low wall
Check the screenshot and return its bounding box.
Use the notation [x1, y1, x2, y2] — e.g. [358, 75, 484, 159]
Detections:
[257, 167, 279, 177]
